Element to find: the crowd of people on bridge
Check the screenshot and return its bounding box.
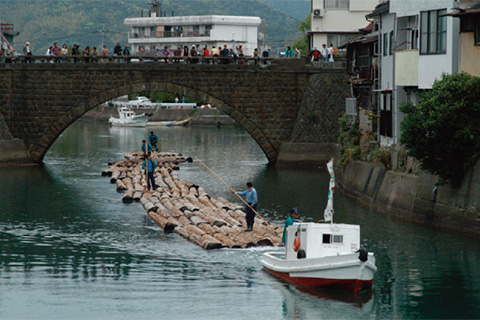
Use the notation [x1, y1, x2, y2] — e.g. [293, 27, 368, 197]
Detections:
[2, 40, 337, 64]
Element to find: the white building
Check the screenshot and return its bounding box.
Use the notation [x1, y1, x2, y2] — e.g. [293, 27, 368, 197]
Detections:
[368, 0, 473, 146]
[124, 14, 262, 55]
[310, 0, 380, 50]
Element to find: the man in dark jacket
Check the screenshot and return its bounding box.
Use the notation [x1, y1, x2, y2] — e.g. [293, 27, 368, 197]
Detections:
[114, 43, 122, 62]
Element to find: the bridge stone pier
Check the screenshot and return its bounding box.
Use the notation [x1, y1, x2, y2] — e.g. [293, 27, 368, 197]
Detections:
[0, 60, 349, 166]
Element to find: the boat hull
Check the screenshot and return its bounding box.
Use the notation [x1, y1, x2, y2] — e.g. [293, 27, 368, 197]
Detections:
[261, 252, 376, 293]
[108, 115, 148, 127]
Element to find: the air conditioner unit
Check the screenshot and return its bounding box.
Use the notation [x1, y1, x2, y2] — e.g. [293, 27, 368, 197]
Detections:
[313, 8, 325, 18]
[345, 98, 357, 117]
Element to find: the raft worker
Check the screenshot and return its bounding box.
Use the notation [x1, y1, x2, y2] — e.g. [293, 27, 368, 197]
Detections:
[142, 153, 157, 191]
[282, 208, 299, 245]
[149, 131, 159, 151]
[234, 182, 258, 232]
[141, 140, 153, 159]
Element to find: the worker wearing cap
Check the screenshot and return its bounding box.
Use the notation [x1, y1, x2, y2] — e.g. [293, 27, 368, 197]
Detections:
[282, 207, 299, 244]
[235, 182, 258, 232]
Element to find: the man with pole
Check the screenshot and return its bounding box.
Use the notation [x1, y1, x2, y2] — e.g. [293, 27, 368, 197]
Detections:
[234, 182, 258, 232]
[141, 140, 153, 160]
[142, 153, 157, 191]
[149, 131, 159, 151]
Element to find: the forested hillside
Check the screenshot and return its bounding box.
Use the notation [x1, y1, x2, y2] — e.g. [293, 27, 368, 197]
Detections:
[257, 0, 309, 19]
[1, 0, 301, 54]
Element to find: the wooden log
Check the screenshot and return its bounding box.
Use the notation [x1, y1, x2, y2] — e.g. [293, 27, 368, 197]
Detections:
[189, 187, 199, 197]
[190, 215, 209, 226]
[156, 208, 172, 218]
[212, 232, 240, 248]
[116, 179, 127, 191]
[197, 223, 217, 235]
[110, 170, 121, 183]
[198, 196, 216, 209]
[122, 190, 133, 203]
[183, 224, 206, 237]
[177, 215, 192, 227]
[201, 234, 225, 249]
[122, 177, 133, 190]
[133, 191, 143, 201]
[142, 200, 157, 213]
[198, 187, 209, 198]
[166, 216, 182, 228]
[174, 226, 190, 239]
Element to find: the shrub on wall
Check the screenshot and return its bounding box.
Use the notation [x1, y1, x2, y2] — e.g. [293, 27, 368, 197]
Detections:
[338, 115, 361, 168]
[400, 72, 480, 185]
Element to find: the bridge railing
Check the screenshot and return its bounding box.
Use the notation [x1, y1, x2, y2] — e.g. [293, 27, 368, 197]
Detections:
[0, 55, 286, 65]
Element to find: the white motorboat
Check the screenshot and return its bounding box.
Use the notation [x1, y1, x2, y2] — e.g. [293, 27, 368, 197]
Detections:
[261, 160, 377, 293]
[108, 106, 149, 127]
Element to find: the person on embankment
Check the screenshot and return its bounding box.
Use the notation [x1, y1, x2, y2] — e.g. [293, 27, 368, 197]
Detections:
[142, 153, 157, 191]
[234, 182, 258, 232]
[282, 207, 299, 245]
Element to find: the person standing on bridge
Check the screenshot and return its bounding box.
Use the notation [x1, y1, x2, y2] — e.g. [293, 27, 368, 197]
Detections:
[234, 182, 258, 232]
[23, 42, 33, 63]
[285, 46, 294, 58]
[142, 153, 157, 191]
[149, 131, 159, 151]
[123, 45, 131, 63]
[114, 43, 122, 62]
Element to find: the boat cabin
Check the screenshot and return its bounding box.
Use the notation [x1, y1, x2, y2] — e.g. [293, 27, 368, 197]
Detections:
[285, 223, 360, 260]
[117, 107, 137, 119]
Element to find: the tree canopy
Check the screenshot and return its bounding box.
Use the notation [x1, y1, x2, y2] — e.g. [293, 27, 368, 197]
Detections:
[400, 72, 480, 185]
[291, 12, 311, 55]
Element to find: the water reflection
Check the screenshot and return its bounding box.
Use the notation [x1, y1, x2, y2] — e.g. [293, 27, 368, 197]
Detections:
[1, 121, 480, 319]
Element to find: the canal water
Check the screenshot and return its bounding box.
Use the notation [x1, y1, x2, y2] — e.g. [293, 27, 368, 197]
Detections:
[1, 120, 480, 319]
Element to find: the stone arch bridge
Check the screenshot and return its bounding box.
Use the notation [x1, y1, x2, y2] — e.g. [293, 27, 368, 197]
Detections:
[0, 60, 348, 165]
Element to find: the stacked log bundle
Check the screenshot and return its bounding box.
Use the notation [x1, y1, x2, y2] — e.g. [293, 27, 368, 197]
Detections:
[102, 152, 283, 249]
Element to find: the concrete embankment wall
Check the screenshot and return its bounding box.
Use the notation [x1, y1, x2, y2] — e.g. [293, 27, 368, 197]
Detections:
[83, 106, 236, 126]
[337, 160, 480, 237]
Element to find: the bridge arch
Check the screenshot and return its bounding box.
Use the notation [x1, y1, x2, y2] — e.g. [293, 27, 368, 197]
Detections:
[34, 81, 277, 163]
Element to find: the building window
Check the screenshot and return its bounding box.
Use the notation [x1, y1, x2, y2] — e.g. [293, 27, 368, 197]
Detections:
[324, 0, 349, 9]
[389, 31, 394, 55]
[476, 17, 480, 45]
[383, 33, 388, 57]
[420, 9, 447, 54]
[397, 16, 419, 50]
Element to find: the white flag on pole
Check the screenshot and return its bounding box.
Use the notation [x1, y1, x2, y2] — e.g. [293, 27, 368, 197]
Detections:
[324, 159, 335, 222]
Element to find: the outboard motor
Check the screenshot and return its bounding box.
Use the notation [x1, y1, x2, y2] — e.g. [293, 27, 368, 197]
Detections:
[357, 247, 368, 262]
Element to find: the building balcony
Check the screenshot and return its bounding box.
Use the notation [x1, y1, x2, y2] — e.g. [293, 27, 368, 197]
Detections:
[395, 49, 418, 87]
[129, 31, 211, 39]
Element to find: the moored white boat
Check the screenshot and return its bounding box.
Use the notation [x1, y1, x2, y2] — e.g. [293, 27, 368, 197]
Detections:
[108, 106, 149, 127]
[261, 160, 377, 293]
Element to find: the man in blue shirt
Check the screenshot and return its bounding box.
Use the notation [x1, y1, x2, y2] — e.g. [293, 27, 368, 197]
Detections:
[282, 207, 299, 244]
[142, 153, 157, 191]
[235, 182, 258, 232]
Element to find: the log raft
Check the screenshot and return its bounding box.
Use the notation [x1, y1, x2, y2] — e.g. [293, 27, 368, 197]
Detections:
[103, 152, 283, 249]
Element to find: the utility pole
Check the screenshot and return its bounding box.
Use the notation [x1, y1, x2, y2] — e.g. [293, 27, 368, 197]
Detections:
[96, 29, 107, 47]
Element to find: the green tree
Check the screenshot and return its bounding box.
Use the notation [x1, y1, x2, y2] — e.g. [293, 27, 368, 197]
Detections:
[400, 72, 480, 185]
[291, 12, 311, 56]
